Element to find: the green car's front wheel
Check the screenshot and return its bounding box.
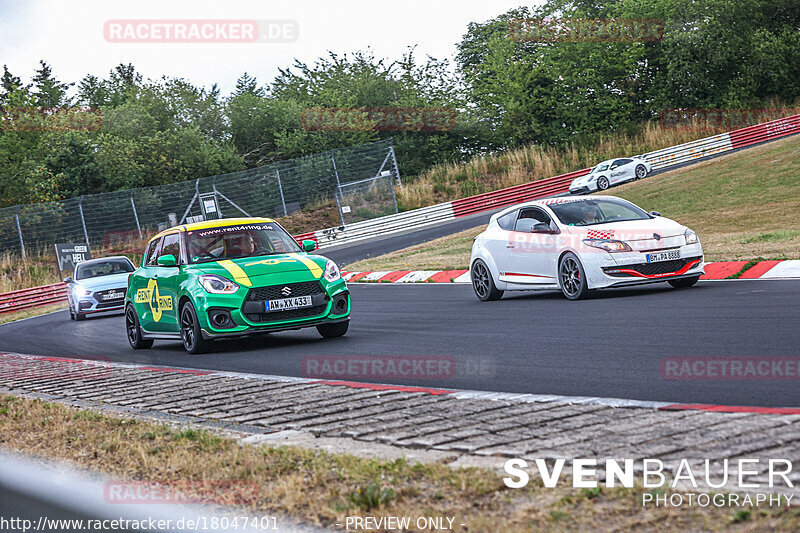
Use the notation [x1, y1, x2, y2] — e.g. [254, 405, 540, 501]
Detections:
[181, 301, 210, 354]
[317, 321, 349, 338]
[126, 305, 153, 349]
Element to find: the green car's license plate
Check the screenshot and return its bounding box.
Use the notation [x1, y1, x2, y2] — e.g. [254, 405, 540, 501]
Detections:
[265, 296, 313, 312]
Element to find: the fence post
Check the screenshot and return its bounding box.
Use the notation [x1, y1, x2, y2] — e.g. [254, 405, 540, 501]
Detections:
[330, 150, 345, 227]
[14, 206, 25, 259]
[275, 165, 287, 217]
[130, 191, 142, 239]
[389, 175, 399, 214]
[78, 197, 90, 246]
[389, 139, 402, 186]
[212, 176, 223, 218]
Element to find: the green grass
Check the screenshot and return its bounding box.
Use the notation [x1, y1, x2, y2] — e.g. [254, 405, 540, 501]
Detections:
[4, 393, 800, 532]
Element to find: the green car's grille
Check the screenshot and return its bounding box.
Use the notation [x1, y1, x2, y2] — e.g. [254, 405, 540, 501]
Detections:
[243, 281, 327, 323]
[245, 281, 322, 301]
[246, 306, 327, 323]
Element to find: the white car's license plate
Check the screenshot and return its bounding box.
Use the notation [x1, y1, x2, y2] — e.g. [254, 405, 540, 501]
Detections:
[265, 296, 313, 312]
[646, 250, 680, 263]
[103, 291, 124, 300]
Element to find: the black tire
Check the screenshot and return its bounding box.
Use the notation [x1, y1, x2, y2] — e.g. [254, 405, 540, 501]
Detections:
[668, 276, 700, 289]
[635, 164, 647, 179]
[125, 304, 153, 349]
[317, 321, 349, 338]
[597, 176, 610, 190]
[69, 305, 75, 321]
[75, 312, 86, 321]
[180, 301, 209, 354]
[471, 259, 503, 301]
[558, 252, 590, 300]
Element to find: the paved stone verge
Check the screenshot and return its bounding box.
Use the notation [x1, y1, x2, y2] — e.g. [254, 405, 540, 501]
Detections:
[2, 352, 800, 490]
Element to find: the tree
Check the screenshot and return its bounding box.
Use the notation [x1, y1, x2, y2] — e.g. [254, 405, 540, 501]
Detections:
[32, 60, 73, 108]
[45, 133, 103, 198]
[233, 72, 265, 98]
[1, 65, 26, 104]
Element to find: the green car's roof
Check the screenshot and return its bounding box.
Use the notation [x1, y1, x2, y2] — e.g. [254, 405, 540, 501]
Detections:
[148, 217, 277, 244]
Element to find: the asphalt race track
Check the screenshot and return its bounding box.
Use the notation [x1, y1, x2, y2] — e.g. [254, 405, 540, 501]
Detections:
[1, 280, 799, 408]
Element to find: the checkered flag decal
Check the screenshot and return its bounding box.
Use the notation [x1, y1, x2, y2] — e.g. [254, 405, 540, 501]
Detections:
[587, 229, 615, 239]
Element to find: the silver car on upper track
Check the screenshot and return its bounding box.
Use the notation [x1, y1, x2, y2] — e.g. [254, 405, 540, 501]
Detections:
[65, 256, 135, 320]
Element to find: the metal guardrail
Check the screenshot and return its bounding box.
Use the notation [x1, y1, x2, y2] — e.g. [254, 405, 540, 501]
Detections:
[0, 282, 67, 315]
[310, 113, 800, 250]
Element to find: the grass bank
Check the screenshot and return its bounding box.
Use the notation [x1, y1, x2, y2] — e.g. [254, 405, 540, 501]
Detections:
[1, 394, 797, 532]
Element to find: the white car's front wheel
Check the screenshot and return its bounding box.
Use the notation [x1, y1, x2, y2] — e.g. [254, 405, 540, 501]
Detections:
[597, 176, 610, 190]
[559, 253, 590, 300]
[471, 259, 503, 301]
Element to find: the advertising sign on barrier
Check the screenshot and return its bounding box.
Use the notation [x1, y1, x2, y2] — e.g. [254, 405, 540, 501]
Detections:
[54, 243, 92, 280]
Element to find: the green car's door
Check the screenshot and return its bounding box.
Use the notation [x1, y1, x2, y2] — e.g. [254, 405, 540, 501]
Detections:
[148, 232, 182, 333]
[133, 236, 162, 333]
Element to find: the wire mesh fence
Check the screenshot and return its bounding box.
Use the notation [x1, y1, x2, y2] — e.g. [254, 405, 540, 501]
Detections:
[0, 138, 400, 257]
[336, 172, 398, 224]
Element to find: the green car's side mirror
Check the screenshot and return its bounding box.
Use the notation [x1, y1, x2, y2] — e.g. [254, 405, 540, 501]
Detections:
[157, 254, 177, 267]
[302, 240, 317, 252]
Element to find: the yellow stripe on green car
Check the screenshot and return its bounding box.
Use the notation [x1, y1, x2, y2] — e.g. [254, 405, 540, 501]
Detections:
[218, 260, 253, 287]
[288, 253, 324, 278]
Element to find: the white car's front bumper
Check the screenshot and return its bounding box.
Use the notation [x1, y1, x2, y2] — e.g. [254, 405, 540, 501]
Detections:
[582, 243, 705, 289]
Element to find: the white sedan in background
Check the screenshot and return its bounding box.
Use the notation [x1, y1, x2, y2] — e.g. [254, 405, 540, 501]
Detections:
[469, 196, 704, 300]
[65, 256, 135, 320]
[569, 157, 651, 194]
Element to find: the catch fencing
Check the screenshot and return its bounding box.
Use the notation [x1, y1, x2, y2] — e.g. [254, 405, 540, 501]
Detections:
[0, 138, 400, 257]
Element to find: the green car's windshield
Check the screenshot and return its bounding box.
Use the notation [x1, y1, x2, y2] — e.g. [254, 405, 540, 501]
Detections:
[186, 222, 302, 264]
[549, 198, 652, 227]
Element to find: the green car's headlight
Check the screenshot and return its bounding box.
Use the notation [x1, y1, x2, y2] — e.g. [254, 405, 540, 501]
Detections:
[199, 274, 239, 294]
[324, 260, 341, 282]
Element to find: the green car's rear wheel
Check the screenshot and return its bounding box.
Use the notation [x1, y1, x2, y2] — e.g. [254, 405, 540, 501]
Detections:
[125, 304, 153, 349]
[317, 321, 349, 338]
[180, 301, 209, 354]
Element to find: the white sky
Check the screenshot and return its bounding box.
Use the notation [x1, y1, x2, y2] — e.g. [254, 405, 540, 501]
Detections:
[0, 0, 536, 96]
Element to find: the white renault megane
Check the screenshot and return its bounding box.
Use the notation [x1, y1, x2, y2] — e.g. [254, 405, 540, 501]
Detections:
[469, 195, 705, 300]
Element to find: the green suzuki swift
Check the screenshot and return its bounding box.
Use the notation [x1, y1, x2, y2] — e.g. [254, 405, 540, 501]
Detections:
[124, 218, 350, 353]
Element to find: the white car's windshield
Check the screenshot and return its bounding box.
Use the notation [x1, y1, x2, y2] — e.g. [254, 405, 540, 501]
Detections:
[75, 259, 134, 280]
[593, 164, 609, 173]
[549, 198, 651, 226]
[186, 222, 301, 264]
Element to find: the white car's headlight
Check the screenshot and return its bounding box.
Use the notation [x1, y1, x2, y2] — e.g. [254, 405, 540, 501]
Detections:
[324, 259, 341, 282]
[685, 229, 699, 245]
[582, 239, 633, 252]
[76, 287, 92, 297]
[199, 274, 239, 294]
